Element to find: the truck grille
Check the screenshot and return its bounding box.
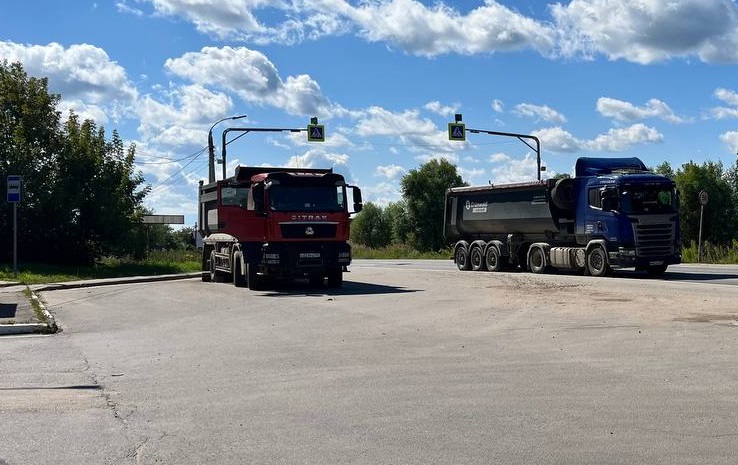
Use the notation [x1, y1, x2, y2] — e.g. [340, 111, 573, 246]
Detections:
[280, 222, 337, 239]
[633, 222, 674, 257]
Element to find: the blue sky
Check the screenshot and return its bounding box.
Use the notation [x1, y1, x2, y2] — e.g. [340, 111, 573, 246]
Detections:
[2, 1, 738, 228]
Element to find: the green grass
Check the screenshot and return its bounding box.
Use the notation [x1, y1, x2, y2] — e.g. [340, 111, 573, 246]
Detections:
[681, 240, 738, 264]
[0, 249, 201, 285]
[352, 243, 453, 260]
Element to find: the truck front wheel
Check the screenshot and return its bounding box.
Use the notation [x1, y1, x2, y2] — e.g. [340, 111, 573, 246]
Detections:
[233, 253, 247, 287]
[586, 246, 610, 277]
[247, 262, 265, 291]
[528, 246, 547, 274]
[327, 269, 343, 288]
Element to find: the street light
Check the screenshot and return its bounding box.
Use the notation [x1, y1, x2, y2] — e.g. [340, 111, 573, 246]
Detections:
[208, 114, 247, 182]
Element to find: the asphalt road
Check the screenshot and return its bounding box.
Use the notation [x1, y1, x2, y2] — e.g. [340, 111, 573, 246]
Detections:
[2, 262, 738, 464]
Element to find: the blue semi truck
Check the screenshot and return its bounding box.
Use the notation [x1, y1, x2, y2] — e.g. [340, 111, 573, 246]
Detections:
[444, 157, 681, 277]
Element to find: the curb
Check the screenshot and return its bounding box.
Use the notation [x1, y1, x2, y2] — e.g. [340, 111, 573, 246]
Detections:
[0, 273, 201, 336]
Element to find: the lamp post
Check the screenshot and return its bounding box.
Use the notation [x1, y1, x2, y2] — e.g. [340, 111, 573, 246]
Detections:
[208, 114, 247, 183]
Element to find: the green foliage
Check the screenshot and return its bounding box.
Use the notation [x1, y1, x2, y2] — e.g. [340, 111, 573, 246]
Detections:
[352, 243, 452, 259]
[401, 159, 466, 252]
[0, 61, 150, 266]
[681, 240, 738, 264]
[350, 202, 391, 248]
[0, 250, 200, 285]
[674, 160, 738, 247]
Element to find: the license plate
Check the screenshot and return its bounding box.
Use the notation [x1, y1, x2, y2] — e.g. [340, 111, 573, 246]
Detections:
[300, 252, 321, 258]
[649, 260, 664, 266]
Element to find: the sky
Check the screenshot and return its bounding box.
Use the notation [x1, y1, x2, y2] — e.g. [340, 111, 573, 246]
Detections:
[2, 0, 738, 228]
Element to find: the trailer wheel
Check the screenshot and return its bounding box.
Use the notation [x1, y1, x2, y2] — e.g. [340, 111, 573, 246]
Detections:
[485, 246, 503, 272]
[586, 246, 610, 277]
[470, 245, 486, 271]
[455, 246, 471, 271]
[528, 246, 547, 274]
[232, 252, 247, 287]
[201, 247, 212, 282]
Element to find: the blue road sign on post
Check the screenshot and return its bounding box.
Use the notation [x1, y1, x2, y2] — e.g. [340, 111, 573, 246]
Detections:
[448, 123, 466, 141]
[7, 175, 21, 203]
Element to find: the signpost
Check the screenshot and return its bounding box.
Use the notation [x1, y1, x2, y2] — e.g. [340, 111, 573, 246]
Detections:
[7, 175, 22, 275]
[698, 189, 708, 263]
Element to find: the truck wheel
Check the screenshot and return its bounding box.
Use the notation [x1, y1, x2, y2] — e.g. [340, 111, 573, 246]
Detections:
[232, 253, 246, 287]
[201, 247, 212, 282]
[209, 251, 220, 282]
[470, 245, 486, 271]
[247, 262, 264, 291]
[485, 246, 503, 272]
[528, 246, 547, 274]
[586, 246, 610, 277]
[455, 246, 471, 271]
[327, 269, 343, 288]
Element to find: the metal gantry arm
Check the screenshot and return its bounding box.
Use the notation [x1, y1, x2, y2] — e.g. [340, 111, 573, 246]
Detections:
[467, 128, 542, 181]
[218, 127, 306, 181]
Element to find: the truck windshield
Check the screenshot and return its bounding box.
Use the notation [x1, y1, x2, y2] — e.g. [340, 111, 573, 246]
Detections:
[620, 186, 676, 214]
[268, 185, 345, 212]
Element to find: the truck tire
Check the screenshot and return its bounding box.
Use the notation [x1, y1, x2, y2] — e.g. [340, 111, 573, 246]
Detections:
[209, 251, 220, 282]
[201, 247, 212, 282]
[586, 246, 610, 277]
[528, 245, 547, 274]
[470, 245, 486, 271]
[485, 246, 503, 272]
[327, 269, 343, 288]
[247, 262, 264, 291]
[232, 252, 247, 287]
[455, 246, 471, 271]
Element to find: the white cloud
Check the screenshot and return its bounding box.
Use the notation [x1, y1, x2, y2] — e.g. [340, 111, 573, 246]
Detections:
[513, 103, 567, 123]
[0, 41, 138, 121]
[710, 88, 738, 120]
[597, 97, 689, 123]
[424, 100, 458, 117]
[551, 0, 738, 64]
[491, 99, 504, 113]
[164, 46, 342, 117]
[584, 123, 663, 152]
[532, 127, 581, 153]
[375, 164, 406, 179]
[720, 130, 738, 152]
[489, 152, 539, 183]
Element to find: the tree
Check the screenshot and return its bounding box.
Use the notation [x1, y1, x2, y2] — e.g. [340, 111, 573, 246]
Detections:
[0, 62, 150, 266]
[385, 200, 412, 245]
[401, 159, 467, 252]
[674, 161, 737, 247]
[350, 202, 391, 248]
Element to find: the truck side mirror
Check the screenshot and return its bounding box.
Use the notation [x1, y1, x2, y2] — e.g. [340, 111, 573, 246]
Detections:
[601, 189, 618, 211]
[251, 184, 264, 213]
[351, 186, 363, 213]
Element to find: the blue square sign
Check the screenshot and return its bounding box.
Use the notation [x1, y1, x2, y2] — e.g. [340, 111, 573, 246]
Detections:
[7, 175, 21, 203]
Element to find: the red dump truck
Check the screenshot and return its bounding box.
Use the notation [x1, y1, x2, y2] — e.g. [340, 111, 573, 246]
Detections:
[198, 123, 362, 289]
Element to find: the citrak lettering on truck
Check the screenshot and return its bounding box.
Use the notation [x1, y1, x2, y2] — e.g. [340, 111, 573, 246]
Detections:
[290, 214, 329, 221]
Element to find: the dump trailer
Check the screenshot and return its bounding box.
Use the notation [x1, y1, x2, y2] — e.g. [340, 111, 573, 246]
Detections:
[444, 157, 681, 277]
[199, 165, 363, 289]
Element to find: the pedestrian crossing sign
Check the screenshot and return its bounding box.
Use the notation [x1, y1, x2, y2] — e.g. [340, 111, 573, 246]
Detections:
[448, 123, 466, 141]
[307, 124, 325, 142]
